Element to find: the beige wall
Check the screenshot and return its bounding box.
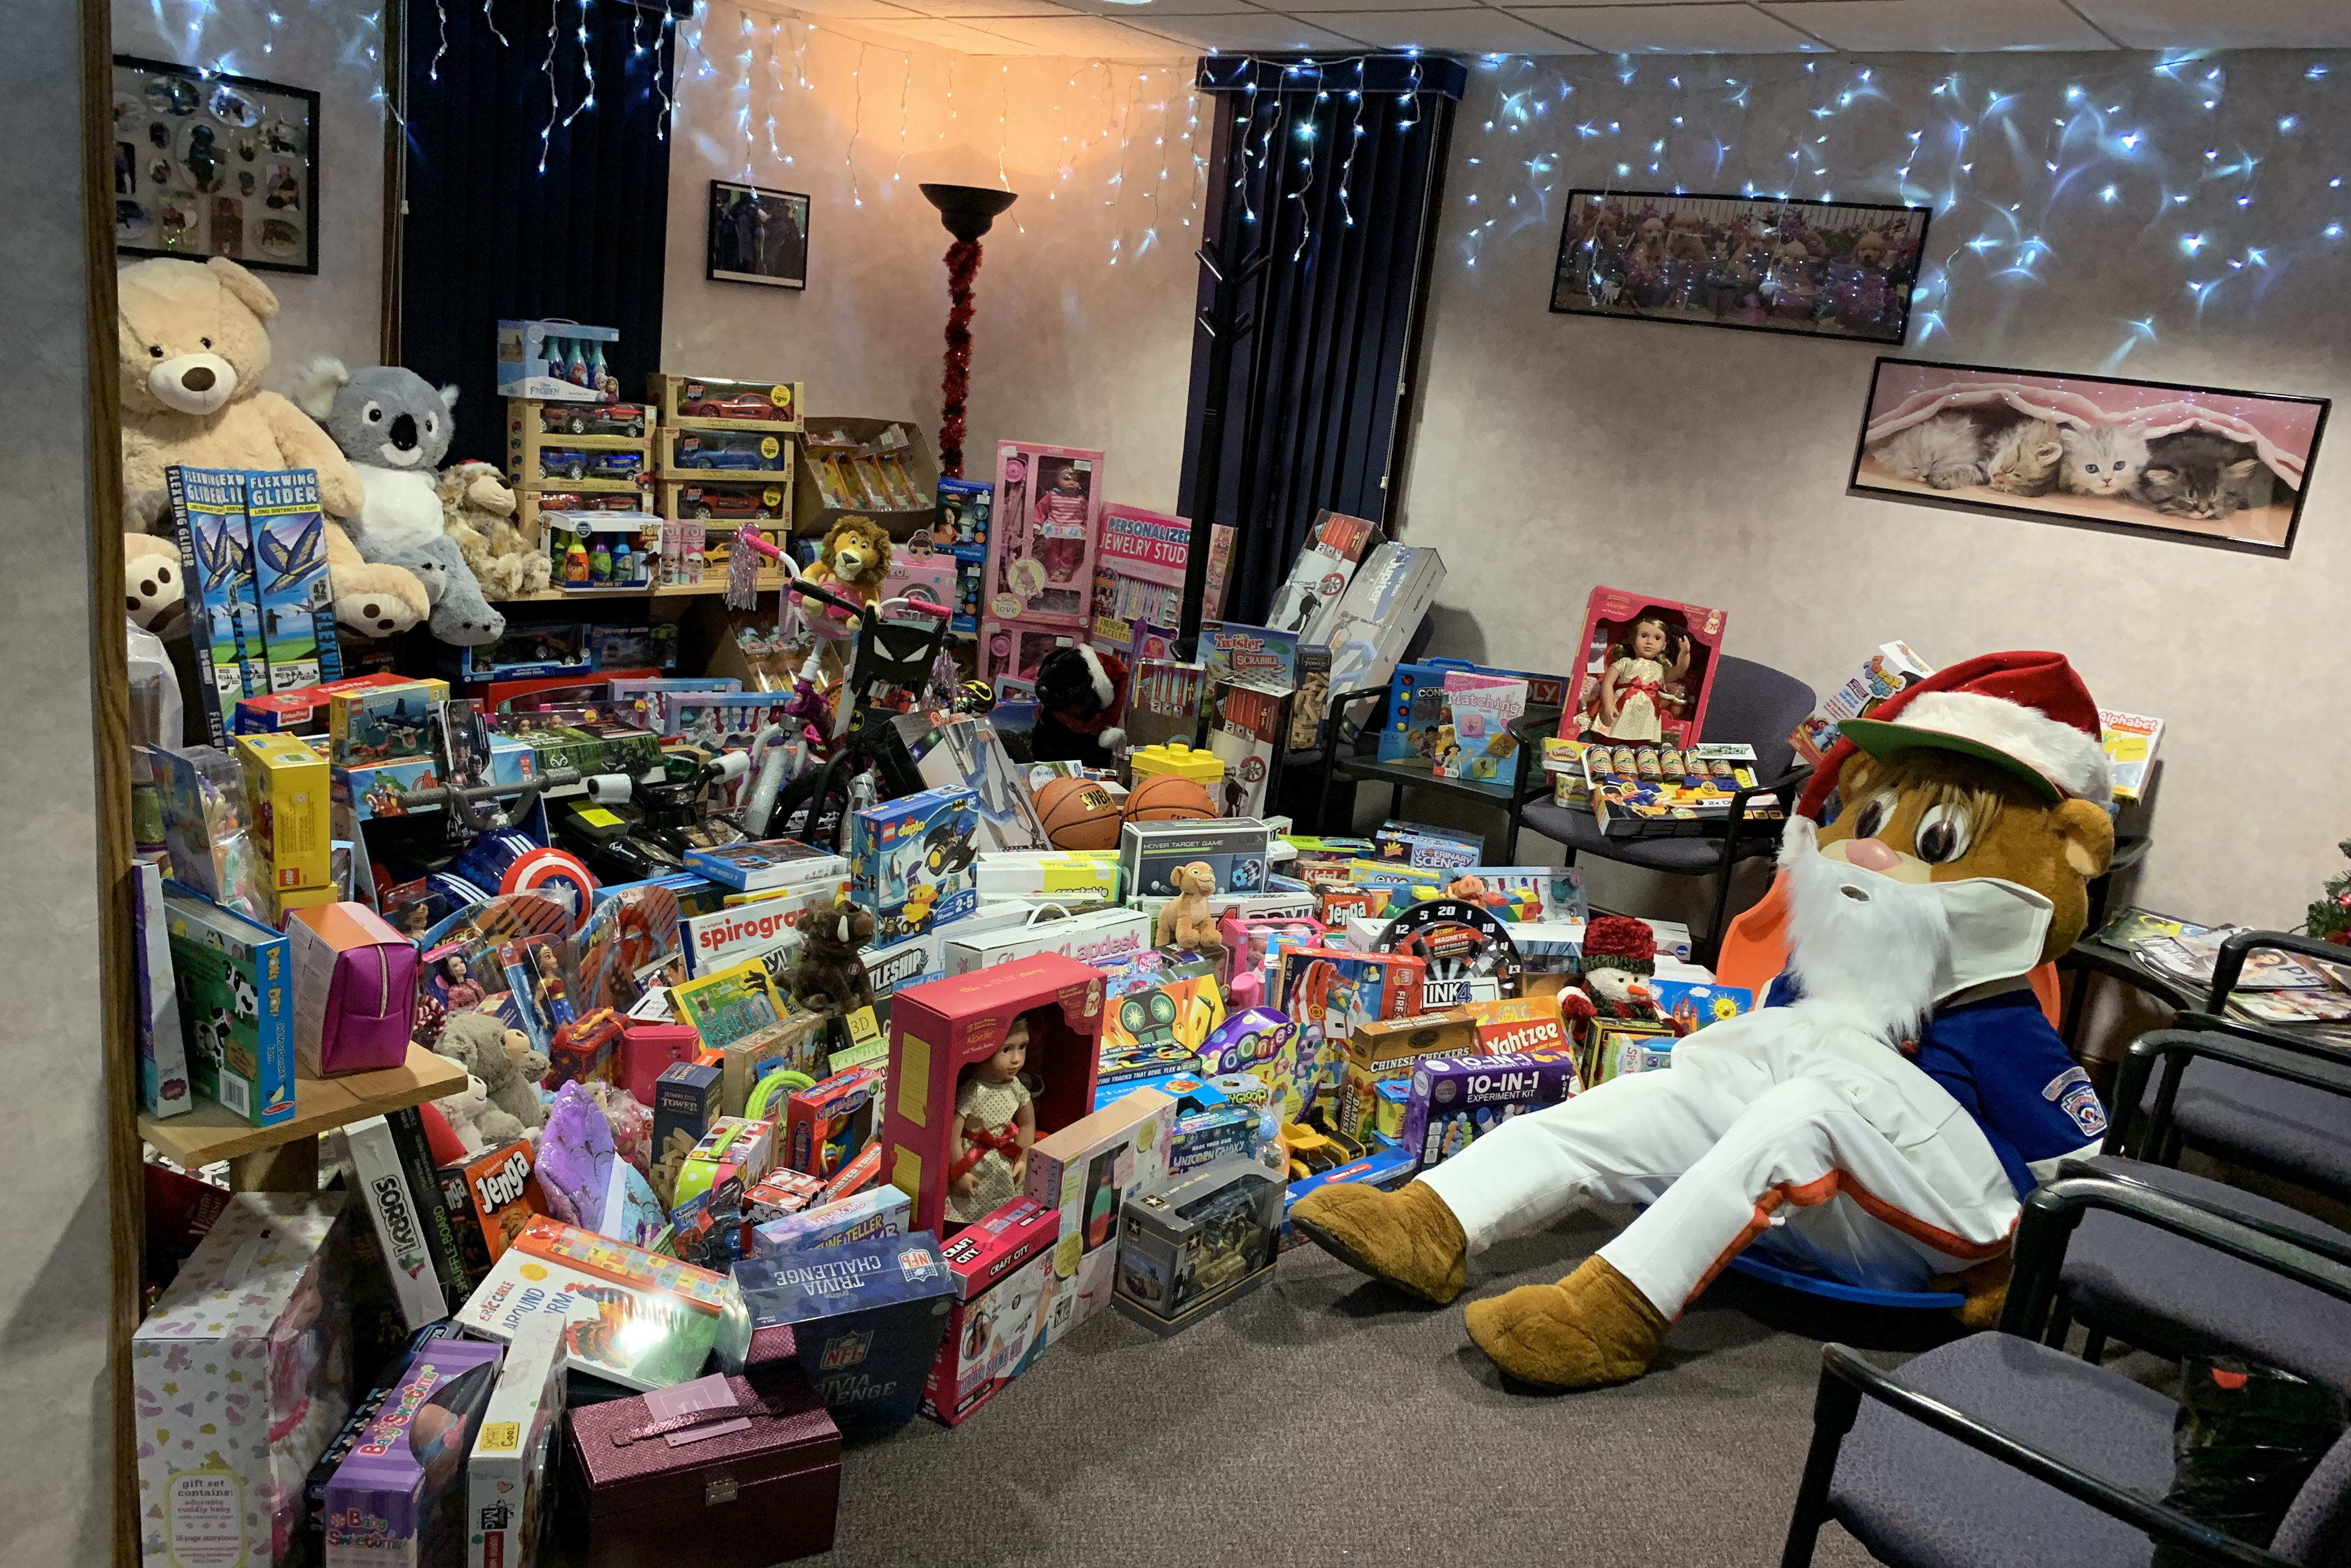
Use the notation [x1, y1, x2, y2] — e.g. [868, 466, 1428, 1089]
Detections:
[1401, 48, 2350, 929]
[662, 3, 1201, 510]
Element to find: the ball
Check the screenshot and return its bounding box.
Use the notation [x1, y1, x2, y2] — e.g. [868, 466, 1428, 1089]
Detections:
[1034, 777, 1124, 850]
[1123, 773, 1217, 823]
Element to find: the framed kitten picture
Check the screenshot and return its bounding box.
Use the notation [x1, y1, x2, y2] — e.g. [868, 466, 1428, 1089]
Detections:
[1850, 359, 2328, 556]
[1550, 191, 1930, 345]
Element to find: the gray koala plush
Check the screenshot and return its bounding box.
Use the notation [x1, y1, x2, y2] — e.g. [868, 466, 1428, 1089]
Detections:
[378, 534, 506, 646]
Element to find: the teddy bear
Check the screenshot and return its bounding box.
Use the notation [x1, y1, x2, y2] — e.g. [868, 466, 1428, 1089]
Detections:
[439, 459, 549, 600]
[1153, 862, 1224, 956]
[125, 533, 186, 634]
[431, 1071, 496, 1157]
[437, 1012, 548, 1142]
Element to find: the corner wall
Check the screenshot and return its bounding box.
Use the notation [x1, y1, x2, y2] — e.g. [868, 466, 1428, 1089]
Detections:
[1405, 48, 2351, 927]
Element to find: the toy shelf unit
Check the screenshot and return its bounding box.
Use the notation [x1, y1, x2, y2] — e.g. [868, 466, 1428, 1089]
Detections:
[647, 371, 807, 436]
[500, 570, 791, 604]
[139, 1043, 467, 1187]
[795, 417, 940, 541]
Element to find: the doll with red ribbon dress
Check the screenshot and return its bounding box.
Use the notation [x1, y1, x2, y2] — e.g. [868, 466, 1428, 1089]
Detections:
[948, 1011, 1040, 1223]
[1588, 611, 1692, 745]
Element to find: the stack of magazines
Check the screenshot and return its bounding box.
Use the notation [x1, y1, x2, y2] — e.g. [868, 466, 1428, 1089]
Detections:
[2098, 908, 2351, 1029]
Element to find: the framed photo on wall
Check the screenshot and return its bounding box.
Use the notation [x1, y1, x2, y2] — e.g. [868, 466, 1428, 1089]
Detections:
[708, 180, 810, 290]
[111, 56, 319, 275]
[1550, 190, 1929, 345]
[1850, 358, 2328, 556]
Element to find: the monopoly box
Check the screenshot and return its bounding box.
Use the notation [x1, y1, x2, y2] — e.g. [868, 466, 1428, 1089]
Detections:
[850, 785, 980, 942]
[1118, 817, 1272, 900]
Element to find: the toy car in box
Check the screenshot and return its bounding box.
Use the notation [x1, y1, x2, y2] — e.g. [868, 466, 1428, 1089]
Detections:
[539, 402, 648, 437]
[539, 447, 644, 483]
[850, 785, 980, 942]
[664, 427, 788, 474]
[1113, 1156, 1283, 1334]
[651, 372, 805, 430]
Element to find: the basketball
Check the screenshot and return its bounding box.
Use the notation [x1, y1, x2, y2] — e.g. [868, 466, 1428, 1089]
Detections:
[1123, 773, 1217, 823]
[1034, 777, 1124, 850]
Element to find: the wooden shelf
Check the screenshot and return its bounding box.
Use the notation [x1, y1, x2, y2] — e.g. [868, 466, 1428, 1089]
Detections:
[493, 570, 787, 605]
[139, 1043, 467, 1169]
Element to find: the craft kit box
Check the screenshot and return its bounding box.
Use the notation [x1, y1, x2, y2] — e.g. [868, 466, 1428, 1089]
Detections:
[238, 731, 333, 890]
[1113, 1156, 1284, 1334]
[321, 1337, 506, 1567]
[1023, 1087, 1178, 1345]
[135, 1192, 352, 1568]
[1400, 1052, 1577, 1173]
[850, 785, 981, 942]
[163, 881, 296, 1127]
[882, 956, 1106, 1238]
[464, 1310, 569, 1568]
[1119, 817, 1272, 899]
[455, 1217, 742, 1391]
[735, 1229, 957, 1432]
[920, 1198, 1061, 1427]
[941, 904, 1153, 977]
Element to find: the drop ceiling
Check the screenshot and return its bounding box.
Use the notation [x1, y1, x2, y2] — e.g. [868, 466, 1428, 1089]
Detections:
[790, 0, 2351, 64]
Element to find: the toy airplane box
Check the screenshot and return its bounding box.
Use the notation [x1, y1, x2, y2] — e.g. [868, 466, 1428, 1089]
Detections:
[735, 1229, 957, 1433]
[167, 464, 269, 743]
[163, 881, 296, 1127]
[921, 1199, 1061, 1427]
[1400, 1052, 1577, 1174]
[327, 679, 447, 766]
[243, 468, 342, 693]
[1118, 816, 1271, 899]
[235, 672, 433, 735]
[850, 785, 981, 943]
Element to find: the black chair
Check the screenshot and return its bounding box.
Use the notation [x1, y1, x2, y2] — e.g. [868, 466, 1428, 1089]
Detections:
[1514, 654, 1816, 965]
[1782, 1174, 2351, 1568]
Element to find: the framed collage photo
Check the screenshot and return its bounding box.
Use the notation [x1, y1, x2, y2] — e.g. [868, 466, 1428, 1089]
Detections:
[112, 56, 319, 275]
[708, 180, 811, 290]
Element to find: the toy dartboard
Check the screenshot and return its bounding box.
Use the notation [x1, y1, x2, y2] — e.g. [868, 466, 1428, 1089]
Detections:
[1373, 899, 1524, 1007]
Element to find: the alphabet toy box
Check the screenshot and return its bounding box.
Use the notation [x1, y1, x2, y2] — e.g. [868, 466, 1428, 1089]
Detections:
[920, 1198, 1061, 1427]
[135, 1192, 352, 1568]
[1118, 817, 1272, 899]
[734, 1229, 957, 1432]
[882, 956, 1106, 1239]
[1399, 1052, 1577, 1173]
[850, 785, 981, 942]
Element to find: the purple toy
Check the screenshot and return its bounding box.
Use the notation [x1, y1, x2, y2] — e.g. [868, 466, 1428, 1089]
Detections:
[534, 1080, 615, 1227]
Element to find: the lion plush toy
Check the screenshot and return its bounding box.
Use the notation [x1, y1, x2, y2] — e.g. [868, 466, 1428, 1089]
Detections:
[804, 515, 893, 620]
[1153, 862, 1224, 956]
[1293, 652, 2115, 1390]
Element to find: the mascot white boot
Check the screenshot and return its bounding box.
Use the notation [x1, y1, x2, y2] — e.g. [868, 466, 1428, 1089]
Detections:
[1292, 651, 2117, 1389]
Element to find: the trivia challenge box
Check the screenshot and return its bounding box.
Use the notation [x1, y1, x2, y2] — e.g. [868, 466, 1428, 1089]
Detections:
[734, 1229, 957, 1432]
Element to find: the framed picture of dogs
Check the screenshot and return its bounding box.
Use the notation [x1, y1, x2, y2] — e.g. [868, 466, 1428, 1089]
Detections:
[111, 56, 320, 275]
[1851, 357, 2328, 556]
[1550, 190, 1929, 345]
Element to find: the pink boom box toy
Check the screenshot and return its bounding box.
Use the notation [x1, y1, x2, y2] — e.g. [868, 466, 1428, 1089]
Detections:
[986, 441, 1103, 629]
[881, 955, 1106, 1238]
[286, 901, 419, 1076]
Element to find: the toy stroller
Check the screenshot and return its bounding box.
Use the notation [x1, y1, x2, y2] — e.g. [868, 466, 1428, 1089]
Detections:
[726, 529, 952, 847]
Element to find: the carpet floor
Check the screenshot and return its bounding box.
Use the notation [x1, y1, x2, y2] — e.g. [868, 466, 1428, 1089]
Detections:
[814, 1207, 1967, 1568]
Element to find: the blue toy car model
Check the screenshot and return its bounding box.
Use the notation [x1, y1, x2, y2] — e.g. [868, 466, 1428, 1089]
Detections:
[682, 446, 773, 472]
[542, 448, 643, 482]
[588, 451, 643, 479]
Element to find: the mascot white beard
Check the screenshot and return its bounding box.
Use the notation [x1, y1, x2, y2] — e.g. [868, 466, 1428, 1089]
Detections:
[1777, 813, 1953, 1046]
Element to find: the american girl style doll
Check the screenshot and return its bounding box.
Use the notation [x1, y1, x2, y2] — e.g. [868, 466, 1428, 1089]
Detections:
[948, 1011, 1040, 1223]
[1588, 612, 1691, 745]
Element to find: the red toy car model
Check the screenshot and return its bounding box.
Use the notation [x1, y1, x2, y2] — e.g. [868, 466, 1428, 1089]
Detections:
[537, 492, 640, 513]
[541, 403, 648, 438]
[681, 488, 778, 521]
[679, 392, 787, 422]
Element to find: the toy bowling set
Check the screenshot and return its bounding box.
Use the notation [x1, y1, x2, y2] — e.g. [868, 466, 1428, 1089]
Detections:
[320, 1337, 505, 1567]
[734, 1229, 958, 1432]
[163, 880, 296, 1128]
[557, 1372, 840, 1568]
[1113, 1155, 1285, 1334]
[920, 1198, 1061, 1427]
[1561, 584, 1728, 752]
[1022, 1087, 1178, 1344]
[1119, 817, 1272, 899]
[881, 956, 1106, 1238]
[496, 320, 618, 403]
[850, 785, 980, 942]
[1399, 1052, 1577, 1173]
[135, 1192, 351, 1568]
[987, 441, 1103, 627]
[464, 1310, 569, 1568]
[286, 903, 417, 1077]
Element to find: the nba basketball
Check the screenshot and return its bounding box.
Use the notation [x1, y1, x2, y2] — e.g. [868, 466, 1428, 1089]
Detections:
[1035, 777, 1125, 850]
[1122, 773, 1217, 823]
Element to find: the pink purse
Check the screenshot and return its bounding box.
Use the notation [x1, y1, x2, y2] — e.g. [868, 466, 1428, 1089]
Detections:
[286, 903, 418, 1075]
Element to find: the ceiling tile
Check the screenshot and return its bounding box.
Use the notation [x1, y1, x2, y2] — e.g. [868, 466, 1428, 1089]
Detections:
[957, 10, 1201, 50]
[1506, 3, 1822, 51]
[1764, 0, 2117, 51]
[854, 15, 1055, 47]
[1290, 6, 1592, 50]
[1051, 0, 1268, 15]
[2072, 0, 2351, 48]
[882, 0, 1088, 16]
[748, 0, 927, 17]
[1130, 12, 1366, 46]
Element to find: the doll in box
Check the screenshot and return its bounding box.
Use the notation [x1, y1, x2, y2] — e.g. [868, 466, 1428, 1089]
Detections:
[1033, 462, 1093, 584]
[1589, 612, 1690, 745]
[948, 1009, 1043, 1223]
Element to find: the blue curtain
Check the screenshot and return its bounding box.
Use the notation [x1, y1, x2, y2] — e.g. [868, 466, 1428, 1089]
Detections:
[1177, 54, 1466, 624]
[399, 0, 683, 465]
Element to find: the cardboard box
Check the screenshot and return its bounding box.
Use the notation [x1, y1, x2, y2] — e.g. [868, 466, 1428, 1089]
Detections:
[244, 468, 343, 693]
[1269, 510, 1380, 647]
[135, 1194, 350, 1568]
[167, 464, 265, 743]
[1324, 542, 1447, 693]
[238, 731, 333, 890]
[736, 1229, 956, 1433]
[850, 785, 981, 942]
[1335, 1011, 1480, 1139]
[286, 902, 417, 1077]
[1118, 816, 1273, 900]
[920, 1199, 1060, 1426]
[746, 1184, 910, 1258]
[1461, 994, 1571, 1061]
[971, 850, 1121, 903]
[1401, 1052, 1576, 1173]
[725, 1012, 828, 1117]
[133, 860, 192, 1119]
[940, 904, 1153, 976]
[342, 1114, 448, 1333]
[234, 671, 424, 735]
[162, 881, 296, 1127]
[464, 1309, 568, 1568]
[647, 371, 805, 432]
[1022, 1088, 1177, 1345]
[1791, 641, 1935, 766]
[451, 1216, 738, 1390]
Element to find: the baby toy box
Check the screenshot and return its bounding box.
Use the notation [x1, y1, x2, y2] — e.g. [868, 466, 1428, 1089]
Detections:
[1118, 817, 1272, 899]
[920, 1198, 1061, 1427]
[1400, 1052, 1577, 1174]
[1023, 1088, 1178, 1345]
[850, 785, 980, 942]
[163, 881, 296, 1128]
[135, 1192, 352, 1568]
[734, 1229, 957, 1432]
[464, 1310, 569, 1568]
[320, 1337, 506, 1567]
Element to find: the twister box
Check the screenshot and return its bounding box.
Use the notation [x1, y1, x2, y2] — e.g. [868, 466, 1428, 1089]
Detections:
[734, 1229, 957, 1432]
[850, 785, 980, 943]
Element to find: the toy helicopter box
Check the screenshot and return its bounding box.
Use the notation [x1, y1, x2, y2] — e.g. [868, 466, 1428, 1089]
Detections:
[162, 881, 296, 1128]
[850, 785, 980, 943]
[327, 679, 448, 766]
[244, 468, 343, 693]
[1118, 818, 1272, 899]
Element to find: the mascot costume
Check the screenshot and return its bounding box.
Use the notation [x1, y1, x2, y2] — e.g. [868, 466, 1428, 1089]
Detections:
[1292, 652, 2116, 1390]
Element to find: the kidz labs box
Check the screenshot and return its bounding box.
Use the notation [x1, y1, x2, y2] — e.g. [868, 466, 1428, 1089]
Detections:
[464, 1309, 569, 1568]
[244, 467, 343, 692]
[135, 1192, 351, 1568]
[163, 881, 296, 1128]
[850, 785, 980, 942]
[1400, 1052, 1576, 1173]
[1023, 1088, 1177, 1345]
[1118, 817, 1272, 899]
[920, 1198, 1061, 1427]
[321, 1337, 506, 1567]
[238, 730, 333, 892]
[167, 464, 266, 742]
[735, 1229, 957, 1432]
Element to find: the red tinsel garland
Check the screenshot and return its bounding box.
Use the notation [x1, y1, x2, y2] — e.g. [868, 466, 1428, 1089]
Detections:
[939, 238, 983, 478]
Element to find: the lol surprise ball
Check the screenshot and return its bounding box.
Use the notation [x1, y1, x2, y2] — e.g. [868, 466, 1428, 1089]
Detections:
[1588, 612, 1690, 745]
[948, 1010, 1040, 1223]
[1033, 461, 1093, 583]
